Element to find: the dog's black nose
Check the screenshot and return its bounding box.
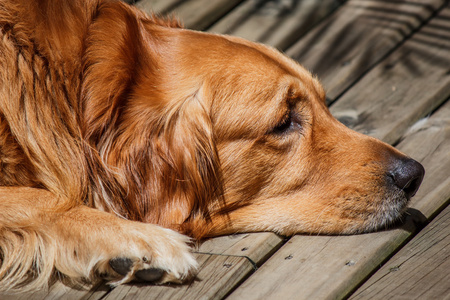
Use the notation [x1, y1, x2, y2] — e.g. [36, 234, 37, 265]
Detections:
[389, 158, 425, 199]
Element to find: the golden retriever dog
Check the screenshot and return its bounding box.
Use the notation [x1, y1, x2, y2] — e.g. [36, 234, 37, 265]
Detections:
[0, 0, 424, 292]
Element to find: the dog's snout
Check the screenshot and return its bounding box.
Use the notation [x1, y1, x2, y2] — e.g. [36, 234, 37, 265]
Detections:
[389, 158, 425, 199]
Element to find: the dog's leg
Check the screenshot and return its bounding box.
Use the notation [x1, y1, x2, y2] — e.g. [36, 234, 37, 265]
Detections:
[0, 187, 197, 292]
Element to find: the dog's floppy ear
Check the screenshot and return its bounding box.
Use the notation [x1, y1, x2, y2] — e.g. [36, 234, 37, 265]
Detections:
[81, 1, 144, 143]
[79, 1, 149, 218]
[146, 88, 224, 229]
[80, 1, 222, 228]
[100, 87, 224, 230]
[81, 1, 182, 144]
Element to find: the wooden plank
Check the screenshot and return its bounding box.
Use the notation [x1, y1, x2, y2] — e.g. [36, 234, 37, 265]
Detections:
[208, 0, 341, 50]
[227, 97, 450, 299]
[286, 0, 446, 101]
[135, 0, 182, 14]
[350, 203, 450, 299]
[102, 233, 283, 300]
[172, 0, 245, 30]
[229, 228, 413, 300]
[0, 281, 107, 300]
[136, 0, 245, 30]
[103, 254, 251, 300]
[0, 290, 48, 300]
[395, 99, 450, 219]
[330, 4, 450, 145]
[43, 282, 108, 300]
[198, 232, 282, 262]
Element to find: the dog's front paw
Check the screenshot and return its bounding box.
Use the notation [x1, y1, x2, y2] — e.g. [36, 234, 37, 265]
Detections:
[98, 222, 198, 286]
[53, 208, 198, 287]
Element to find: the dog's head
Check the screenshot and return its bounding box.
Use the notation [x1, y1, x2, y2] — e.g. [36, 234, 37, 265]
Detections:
[82, 2, 424, 238]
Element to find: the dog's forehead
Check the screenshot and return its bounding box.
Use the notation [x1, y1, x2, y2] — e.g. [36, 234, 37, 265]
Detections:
[178, 31, 301, 79]
[207, 33, 325, 103]
[173, 30, 324, 99]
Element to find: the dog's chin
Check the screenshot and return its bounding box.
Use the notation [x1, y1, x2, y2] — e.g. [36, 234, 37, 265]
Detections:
[352, 191, 411, 234]
[296, 191, 411, 236]
[195, 190, 412, 237]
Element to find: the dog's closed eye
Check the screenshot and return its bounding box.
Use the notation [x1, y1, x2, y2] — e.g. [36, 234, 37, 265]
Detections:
[271, 110, 302, 135]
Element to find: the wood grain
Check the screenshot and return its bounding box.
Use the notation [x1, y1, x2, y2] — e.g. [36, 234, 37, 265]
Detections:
[168, 0, 244, 30]
[0, 281, 107, 300]
[395, 96, 450, 218]
[136, 0, 244, 30]
[228, 228, 415, 300]
[330, 4, 450, 145]
[198, 232, 282, 263]
[208, 0, 341, 50]
[135, 0, 182, 14]
[350, 204, 450, 299]
[286, 0, 446, 101]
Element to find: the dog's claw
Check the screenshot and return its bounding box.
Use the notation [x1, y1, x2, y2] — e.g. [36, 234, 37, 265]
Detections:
[109, 257, 133, 276]
[135, 268, 164, 282]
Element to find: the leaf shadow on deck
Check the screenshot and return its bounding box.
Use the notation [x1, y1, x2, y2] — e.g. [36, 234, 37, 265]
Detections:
[207, 0, 343, 51]
[209, 0, 302, 42]
[287, 0, 448, 104]
[326, 4, 450, 138]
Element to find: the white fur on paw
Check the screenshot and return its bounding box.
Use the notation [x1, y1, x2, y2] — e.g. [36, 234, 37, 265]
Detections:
[101, 224, 198, 286]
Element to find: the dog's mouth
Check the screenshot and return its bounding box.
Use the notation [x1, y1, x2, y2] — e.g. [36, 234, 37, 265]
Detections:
[354, 189, 412, 233]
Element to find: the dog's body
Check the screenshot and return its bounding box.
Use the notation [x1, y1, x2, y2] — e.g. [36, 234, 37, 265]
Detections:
[0, 0, 424, 292]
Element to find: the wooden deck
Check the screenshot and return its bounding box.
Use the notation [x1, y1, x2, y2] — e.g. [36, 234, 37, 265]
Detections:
[3, 0, 450, 299]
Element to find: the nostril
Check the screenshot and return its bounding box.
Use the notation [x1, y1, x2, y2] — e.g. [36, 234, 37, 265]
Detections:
[403, 177, 421, 198]
[390, 158, 425, 199]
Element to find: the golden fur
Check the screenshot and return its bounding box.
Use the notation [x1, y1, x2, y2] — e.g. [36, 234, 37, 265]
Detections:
[0, 0, 424, 292]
